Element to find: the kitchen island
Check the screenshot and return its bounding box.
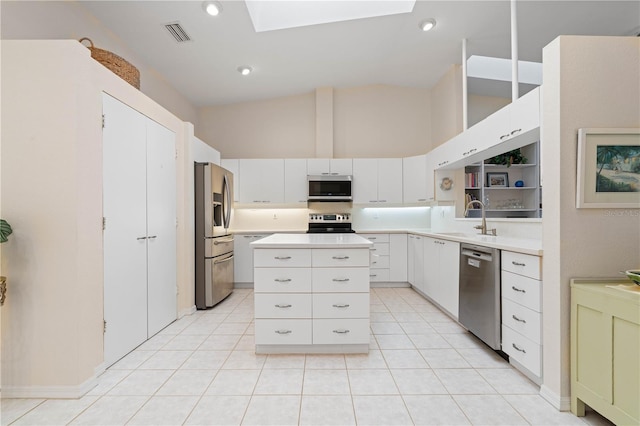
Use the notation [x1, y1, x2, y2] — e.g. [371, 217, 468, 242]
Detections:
[251, 233, 373, 354]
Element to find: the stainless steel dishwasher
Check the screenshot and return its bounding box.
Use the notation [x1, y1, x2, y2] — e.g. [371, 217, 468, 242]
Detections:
[458, 243, 501, 350]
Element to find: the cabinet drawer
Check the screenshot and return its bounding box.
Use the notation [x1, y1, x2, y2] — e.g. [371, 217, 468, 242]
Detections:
[502, 298, 542, 344]
[255, 319, 312, 345]
[312, 268, 370, 293]
[502, 251, 541, 280]
[254, 268, 312, 293]
[502, 325, 541, 377]
[501, 271, 541, 311]
[254, 294, 312, 319]
[369, 268, 390, 282]
[313, 319, 370, 345]
[254, 249, 311, 268]
[370, 242, 390, 255]
[360, 234, 390, 243]
[313, 294, 369, 319]
[370, 254, 390, 269]
[312, 249, 370, 267]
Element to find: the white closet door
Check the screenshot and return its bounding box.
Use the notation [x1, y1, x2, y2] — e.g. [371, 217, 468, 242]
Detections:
[146, 117, 177, 337]
[102, 94, 148, 367]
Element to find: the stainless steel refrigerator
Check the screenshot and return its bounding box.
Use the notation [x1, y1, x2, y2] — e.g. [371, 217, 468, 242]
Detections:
[194, 162, 234, 309]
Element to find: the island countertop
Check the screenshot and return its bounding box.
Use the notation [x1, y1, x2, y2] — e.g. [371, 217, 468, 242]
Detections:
[250, 233, 373, 249]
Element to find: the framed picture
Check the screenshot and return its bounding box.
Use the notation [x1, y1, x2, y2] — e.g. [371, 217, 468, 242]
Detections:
[487, 172, 509, 187]
[576, 128, 640, 208]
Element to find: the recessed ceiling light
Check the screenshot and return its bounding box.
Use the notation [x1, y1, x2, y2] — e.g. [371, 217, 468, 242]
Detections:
[237, 66, 252, 76]
[203, 1, 222, 16]
[419, 18, 436, 32]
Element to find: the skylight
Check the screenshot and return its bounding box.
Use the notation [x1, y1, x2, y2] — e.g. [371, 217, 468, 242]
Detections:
[244, 0, 417, 33]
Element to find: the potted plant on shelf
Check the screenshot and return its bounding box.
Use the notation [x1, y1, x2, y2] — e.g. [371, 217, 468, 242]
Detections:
[0, 219, 13, 306]
[487, 148, 527, 167]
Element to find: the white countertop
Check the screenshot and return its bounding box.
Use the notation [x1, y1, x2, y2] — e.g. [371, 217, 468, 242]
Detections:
[250, 233, 373, 249]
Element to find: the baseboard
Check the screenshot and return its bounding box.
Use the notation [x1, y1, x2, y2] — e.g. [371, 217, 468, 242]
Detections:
[178, 305, 197, 318]
[234, 282, 254, 289]
[540, 384, 571, 412]
[94, 362, 107, 378]
[370, 282, 411, 288]
[2, 374, 98, 399]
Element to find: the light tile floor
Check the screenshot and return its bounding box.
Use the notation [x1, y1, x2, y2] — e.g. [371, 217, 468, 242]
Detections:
[2, 287, 615, 425]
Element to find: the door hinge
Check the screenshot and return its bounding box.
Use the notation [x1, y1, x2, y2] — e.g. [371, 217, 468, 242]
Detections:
[103, 320, 107, 333]
[102, 114, 105, 129]
[102, 217, 106, 231]
[175, 149, 178, 159]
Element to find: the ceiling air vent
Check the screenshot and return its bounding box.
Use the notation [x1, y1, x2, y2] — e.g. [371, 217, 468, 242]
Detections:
[164, 22, 191, 43]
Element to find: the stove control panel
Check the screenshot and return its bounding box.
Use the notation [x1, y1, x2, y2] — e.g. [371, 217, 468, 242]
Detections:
[309, 213, 351, 223]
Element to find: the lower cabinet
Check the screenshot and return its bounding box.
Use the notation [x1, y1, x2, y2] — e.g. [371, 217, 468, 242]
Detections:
[408, 234, 425, 292]
[571, 280, 640, 426]
[360, 233, 407, 283]
[423, 237, 460, 318]
[501, 251, 543, 380]
[234, 234, 271, 283]
[254, 247, 370, 352]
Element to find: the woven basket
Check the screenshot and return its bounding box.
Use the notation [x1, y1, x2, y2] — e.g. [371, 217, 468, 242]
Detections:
[79, 38, 140, 89]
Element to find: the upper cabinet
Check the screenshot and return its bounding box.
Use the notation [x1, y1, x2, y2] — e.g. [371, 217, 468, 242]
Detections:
[307, 158, 353, 175]
[238, 159, 285, 204]
[284, 159, 308, 204]
[403, 154, 433, 203]
[353, 158, 403, 205]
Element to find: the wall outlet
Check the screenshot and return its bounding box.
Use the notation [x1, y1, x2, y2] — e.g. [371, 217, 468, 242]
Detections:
[273, 214, 278, 220]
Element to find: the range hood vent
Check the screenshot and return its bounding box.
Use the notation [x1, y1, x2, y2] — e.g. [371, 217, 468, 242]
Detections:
[164, 22, 191, 43]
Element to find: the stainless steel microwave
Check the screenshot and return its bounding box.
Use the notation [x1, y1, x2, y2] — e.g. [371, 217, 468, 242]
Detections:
[307, 175, 353, 202]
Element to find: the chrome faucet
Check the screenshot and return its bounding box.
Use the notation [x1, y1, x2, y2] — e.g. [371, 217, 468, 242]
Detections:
[464, 200, 496, 236]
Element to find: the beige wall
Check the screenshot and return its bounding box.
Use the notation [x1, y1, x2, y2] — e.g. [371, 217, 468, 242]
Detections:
[430, 65, 463, 149]
[333, 85, 431, 158]
[468, 94, 511, 127]
[197, 92, 316, 159]
[541, 36, 640, 407]
[0, 0, 198, 126]
[1, 40, 191, 397]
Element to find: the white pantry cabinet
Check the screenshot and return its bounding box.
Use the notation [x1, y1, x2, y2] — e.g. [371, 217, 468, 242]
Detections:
[307, 158, 353, 175]
[238, 159, 285, 204]
[423, 237, 460, 318]
[353, 158, 403, 204]
[102, 94, 177, 367]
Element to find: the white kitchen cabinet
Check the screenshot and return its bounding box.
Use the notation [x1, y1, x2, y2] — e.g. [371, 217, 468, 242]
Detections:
[360, 233, 407, 283]
[403, 155, 431, 203]
[284, 159, 308, 204]
[238, 159, 285, 204]
[234, 234, 271, 283]
[501, 250, 543, 380]
[220, 159, 239, 202]
[307, 158, 352, 175]
[353, 158, 403, 204]
[407, 234, 425, 293]
[102, 94, 177, 367]
[389, 234, 408, 282]
[423, 237, 460, 318]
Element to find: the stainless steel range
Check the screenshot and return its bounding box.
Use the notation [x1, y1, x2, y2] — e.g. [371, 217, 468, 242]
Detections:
[307, 213, 355, 233]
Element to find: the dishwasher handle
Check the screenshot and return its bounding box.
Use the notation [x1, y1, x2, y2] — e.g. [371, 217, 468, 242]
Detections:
[461, 248, 493, 262]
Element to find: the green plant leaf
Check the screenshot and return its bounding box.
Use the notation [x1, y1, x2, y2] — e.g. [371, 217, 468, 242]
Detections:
[0, 219, 13, 243]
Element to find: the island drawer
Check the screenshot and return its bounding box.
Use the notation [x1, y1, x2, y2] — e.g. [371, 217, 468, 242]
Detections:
[501, 270, 541, 312]
[255, 319, 312, 345]
[312, 294, 369, 318]
[254, 249, 312, 268]
[312, 248, 370, 267]
[502, 298, 542, 344]
[254, 268, 312, 293]
[312, 268, 369, 292]
[502, 251, 541, 280]
[254, 294, 312, 319]
[312, 318, 370, 345]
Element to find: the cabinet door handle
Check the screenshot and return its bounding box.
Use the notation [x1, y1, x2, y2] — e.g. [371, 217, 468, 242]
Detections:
[275, 329, 292, 334]
[275, 256, 292, 260]
[332, 304, 350, 308]
[274, 304, 292, 308]
[512, 343, 526, 353]
[332, 329, 350, 334]
[137, 236, 147, 240]
[368, 237, 377, 240]
[370, 274, 377, 277]
[500, 133, 510, 140]
[510, 128, 522, 135]
[512, 315, 526, 323]
[332, 256, 349, 260]
[418, 198, 427, 201]
[511, 286, 526, 293]
[332, 278, 350, 282]
[274, 278, 292, 283]
[512, 261, 526, 267]
[147, 235, 157, 240]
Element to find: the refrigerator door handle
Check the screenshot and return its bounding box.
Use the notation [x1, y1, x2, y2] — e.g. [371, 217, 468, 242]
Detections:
[223, 173, 231, 229]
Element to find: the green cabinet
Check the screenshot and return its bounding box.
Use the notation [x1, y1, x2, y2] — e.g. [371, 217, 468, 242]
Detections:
[571, 279, 640, 425]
